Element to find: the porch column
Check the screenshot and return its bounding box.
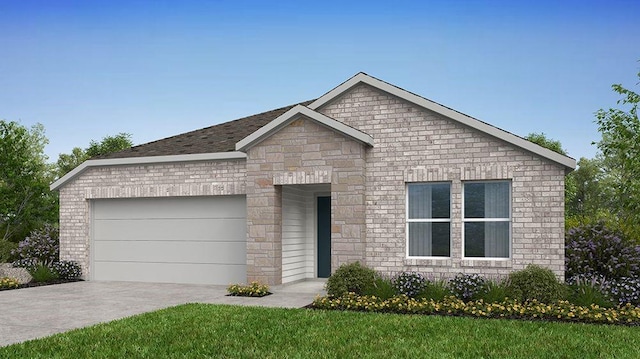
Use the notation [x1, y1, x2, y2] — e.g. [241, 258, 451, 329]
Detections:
[245, 177, 282, 285]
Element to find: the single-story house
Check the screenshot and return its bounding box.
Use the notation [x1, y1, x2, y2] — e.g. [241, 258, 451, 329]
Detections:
[51, 73, 576, 285]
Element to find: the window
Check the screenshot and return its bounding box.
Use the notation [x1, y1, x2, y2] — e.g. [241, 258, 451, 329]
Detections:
[463, 181, 511, 258]
[407, 183, 451, 257]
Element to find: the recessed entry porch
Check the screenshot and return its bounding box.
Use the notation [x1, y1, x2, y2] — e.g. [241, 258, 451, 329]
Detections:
[281, 184, 331, 284]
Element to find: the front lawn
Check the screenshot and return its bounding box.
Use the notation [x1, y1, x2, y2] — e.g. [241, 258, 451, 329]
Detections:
[2, 304, 639, 358]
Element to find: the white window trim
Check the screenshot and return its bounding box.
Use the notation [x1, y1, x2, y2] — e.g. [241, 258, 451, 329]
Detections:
[461, 180, 512, 260]
[405, 182, 452, 259]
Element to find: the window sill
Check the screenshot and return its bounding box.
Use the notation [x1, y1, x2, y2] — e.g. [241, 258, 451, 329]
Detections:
[460, 259, 512, 268]
[404, 258, 452, 267]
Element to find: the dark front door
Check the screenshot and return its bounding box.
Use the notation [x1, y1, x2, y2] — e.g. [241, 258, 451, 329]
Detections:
[317, 196, 331, 278]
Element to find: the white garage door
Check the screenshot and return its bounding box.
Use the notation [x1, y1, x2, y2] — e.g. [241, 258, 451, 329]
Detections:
[92, 196, 246, 285]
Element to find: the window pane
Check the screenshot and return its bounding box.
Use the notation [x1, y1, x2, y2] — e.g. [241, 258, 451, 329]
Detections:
[431, 222, 451, 256]
[464, 222, 509, 258]
[464, 182, 509, 218]
[431, 184, 451, 219]
[409, 222, 450, 257]
[464, 183, 485, 218]
[408, 183, 450, 219]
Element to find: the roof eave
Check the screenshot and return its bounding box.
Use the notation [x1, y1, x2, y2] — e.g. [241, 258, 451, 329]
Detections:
[50, 151, 247, 191]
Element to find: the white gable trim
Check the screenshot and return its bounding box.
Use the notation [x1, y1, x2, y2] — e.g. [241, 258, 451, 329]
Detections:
[309, 73, 576, 171]
[235, 105, 374, 151]
[50, 152, 247, 191]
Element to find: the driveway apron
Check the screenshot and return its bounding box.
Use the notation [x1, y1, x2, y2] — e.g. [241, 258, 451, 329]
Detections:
[0, 280, 325, 347]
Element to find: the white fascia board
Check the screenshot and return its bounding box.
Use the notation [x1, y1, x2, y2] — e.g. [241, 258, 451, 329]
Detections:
[309, 73, 576, 171]
[235, 105, 374, 151]
[50, 151, 247, 191]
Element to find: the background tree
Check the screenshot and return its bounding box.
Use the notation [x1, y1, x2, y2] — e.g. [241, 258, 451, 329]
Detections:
[595, 70, 640, 234]
[86, 132, 132, 158]
[525, 132, 567, 155]
[56, 147, 89, 178]
[0, 121, 57, 243]
[565, 156, 615, 220]
[55, 133, 132, 178]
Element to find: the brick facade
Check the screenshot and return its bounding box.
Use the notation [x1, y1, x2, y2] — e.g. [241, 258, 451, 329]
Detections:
[245, 118, 367, 284]
[58, 79, 567, 284]
[58, 160, 246, 277]
[319, 84, 565, 280]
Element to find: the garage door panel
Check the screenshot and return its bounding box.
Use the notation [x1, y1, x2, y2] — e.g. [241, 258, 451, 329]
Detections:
[93, 218, 246, 242]
[94, 196, 246, 220]
[93, 261, 246, 285]
[92, 196, 247, 285]
[94, 240, 246, 264]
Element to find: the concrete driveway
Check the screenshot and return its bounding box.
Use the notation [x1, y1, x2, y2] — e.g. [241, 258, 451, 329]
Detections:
[0, 280, 325, 347]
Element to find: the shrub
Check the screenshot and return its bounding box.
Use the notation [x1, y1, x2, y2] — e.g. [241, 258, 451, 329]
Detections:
[30, 264, 59, 283]
[0, 277, 20, 289]
[417, 279, 451, 301]
[11, 258, 38, 272]
[448, 273, 488, 302]
[0, 240, 18, 262]
[506, 264, 565, 304]
[393, 272, 427, 298]
[362, 275, 396, 300]
[565, 222, 640, 280]
[604, 277, 640, 306]
[566, 275, 614, 308]
[52, 261, 82, 280]
[478, 279, 510, 303]
[227, 281, 270, 297]
[325, 262, 377, 297]
[12, 225, 59, 267]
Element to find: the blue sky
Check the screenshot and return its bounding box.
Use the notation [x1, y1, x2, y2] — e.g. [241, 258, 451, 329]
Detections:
[1, 0, 638, 162]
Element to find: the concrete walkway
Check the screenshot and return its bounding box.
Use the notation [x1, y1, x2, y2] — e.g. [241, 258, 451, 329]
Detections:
[0, 280, 326, 347]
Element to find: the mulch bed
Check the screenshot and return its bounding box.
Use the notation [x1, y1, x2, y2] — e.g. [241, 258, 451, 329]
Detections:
[226, 292, 273, 297]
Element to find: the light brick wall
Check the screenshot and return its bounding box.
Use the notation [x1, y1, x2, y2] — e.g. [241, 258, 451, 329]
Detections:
[58, 160, 246, 278]
[320, 84, 566, 281]
[245, 118, 367, 284]
[58, 83, 567, 284]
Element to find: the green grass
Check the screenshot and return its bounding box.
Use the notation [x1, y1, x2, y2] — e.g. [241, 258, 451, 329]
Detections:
[2, 304, 639, 358]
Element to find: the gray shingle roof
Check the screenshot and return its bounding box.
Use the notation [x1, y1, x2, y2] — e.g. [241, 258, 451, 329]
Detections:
[97, 100, 315, 159]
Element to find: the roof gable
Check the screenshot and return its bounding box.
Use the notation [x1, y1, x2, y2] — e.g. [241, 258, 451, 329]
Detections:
[235, 105, 374, 151]
[309, 72, 576, 171]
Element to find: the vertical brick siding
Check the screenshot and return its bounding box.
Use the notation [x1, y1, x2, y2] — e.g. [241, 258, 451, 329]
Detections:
[320, 84, 566, 281]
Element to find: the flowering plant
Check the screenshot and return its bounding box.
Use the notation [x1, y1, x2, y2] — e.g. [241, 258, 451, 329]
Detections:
[393, 272, 427, 298]
[52, 261, 83, 280]
[312, 293, 640, 325]
[448, 273, 488, 302]
[565, 223, 640, 280]
[0, 277, 20, 289]
[11, 225, 59, 267]
[227, 281, 271, 297]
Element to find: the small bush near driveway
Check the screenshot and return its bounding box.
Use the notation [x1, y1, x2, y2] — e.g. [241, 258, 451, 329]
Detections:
[227, 281, 271, 297]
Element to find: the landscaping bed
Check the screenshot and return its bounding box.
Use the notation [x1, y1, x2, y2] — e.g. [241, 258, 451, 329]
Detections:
[0, 278, 83, 292]
[311, 293, 640, 326]
[1, 226, 83, 292]
[313, 250, 640, 326]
